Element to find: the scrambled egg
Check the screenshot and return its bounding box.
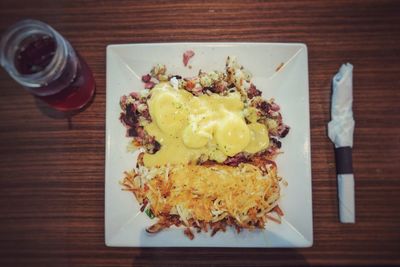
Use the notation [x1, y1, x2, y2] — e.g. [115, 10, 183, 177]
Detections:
[143, 83, 269, 167]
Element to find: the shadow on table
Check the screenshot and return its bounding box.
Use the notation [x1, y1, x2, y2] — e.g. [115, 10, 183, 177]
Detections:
[131, 247, 309, 267]
[131, 229, 310, 267]
[34, 90, 96, 128]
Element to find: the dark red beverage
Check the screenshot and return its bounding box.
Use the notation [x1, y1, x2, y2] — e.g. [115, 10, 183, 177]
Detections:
[1, 20, 95, 112]
[38, 54, 95, 111]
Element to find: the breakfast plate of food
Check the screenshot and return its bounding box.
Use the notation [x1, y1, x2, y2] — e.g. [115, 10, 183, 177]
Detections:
[105, 43, 312, 247]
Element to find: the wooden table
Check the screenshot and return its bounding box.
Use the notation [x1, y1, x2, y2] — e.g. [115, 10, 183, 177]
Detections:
[0, 1, 399, 266]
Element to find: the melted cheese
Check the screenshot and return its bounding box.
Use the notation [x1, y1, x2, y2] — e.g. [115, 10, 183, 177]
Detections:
[143, 83, 269, 167]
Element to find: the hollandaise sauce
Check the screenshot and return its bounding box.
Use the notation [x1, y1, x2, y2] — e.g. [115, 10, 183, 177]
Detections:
[143, 83, 269, 167]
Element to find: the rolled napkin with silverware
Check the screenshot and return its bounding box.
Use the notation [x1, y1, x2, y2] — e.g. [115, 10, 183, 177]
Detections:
[328, 63, 356, 223]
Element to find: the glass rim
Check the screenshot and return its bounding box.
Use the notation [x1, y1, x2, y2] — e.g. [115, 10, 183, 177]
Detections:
[0, 19, 69, 88]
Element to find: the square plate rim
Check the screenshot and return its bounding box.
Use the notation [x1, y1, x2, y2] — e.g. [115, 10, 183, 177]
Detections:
[105, 42, 313, 248]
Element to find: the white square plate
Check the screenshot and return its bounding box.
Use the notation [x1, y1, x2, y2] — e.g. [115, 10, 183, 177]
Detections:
[105, 43, 313, 247]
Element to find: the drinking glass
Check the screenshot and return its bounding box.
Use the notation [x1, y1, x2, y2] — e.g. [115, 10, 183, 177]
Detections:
[0, 19, 95, 111]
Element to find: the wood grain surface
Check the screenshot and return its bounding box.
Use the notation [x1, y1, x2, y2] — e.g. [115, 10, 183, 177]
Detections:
[0, 0, 399, 266]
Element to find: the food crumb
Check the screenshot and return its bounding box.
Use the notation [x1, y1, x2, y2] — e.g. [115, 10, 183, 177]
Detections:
[275, 62, 284, 72]
[183, 50, 195, 67]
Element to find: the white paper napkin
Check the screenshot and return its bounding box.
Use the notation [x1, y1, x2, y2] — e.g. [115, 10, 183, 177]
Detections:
[328, 63, 355, 223]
